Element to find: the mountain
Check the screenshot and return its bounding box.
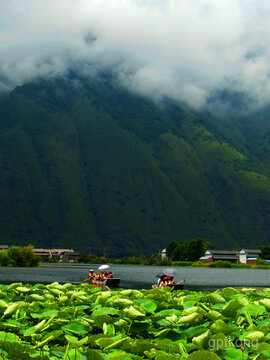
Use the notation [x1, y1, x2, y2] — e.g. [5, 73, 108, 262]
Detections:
[0, 74, 270, 256]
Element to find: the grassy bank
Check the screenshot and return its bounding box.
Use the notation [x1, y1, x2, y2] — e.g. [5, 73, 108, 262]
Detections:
[0, 284, 270, 359]
[79, 255, 270, 269]
[187, 260, 270, 269]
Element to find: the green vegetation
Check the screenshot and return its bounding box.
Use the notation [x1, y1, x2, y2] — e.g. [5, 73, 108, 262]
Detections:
[80, 253, 172, 266]
[0, 245, 40, 267]
[166, 239, 206, 261]
[2, 76, 270, 253]
[0, 283, 270, 359]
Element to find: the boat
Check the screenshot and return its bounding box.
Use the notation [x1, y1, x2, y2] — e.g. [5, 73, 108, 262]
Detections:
[87, 278, 121, 288]
[152, 279, 185, 290]
[167, 282, 185, 290]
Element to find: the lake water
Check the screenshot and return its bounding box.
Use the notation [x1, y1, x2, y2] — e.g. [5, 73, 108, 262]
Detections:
[0, 263, 269, 291]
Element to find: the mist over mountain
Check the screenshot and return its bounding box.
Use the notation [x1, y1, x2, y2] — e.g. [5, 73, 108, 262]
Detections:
[0, 72, 270, 255]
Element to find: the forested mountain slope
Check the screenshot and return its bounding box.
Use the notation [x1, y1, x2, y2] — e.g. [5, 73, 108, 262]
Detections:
[0, 75, 270, 255]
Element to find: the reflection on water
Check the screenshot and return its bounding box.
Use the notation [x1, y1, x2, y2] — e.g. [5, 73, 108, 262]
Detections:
[0, 263, 269, 290]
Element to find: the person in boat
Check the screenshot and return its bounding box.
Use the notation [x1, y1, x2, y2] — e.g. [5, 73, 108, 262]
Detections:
[94, 272, 99, 281]
[160, 277, 168, 288]
[99, 272, 106, 281]
[82, 269, 94, 283]
[154, 274, 165, 288]
[108, 271, 113, 279]
[167, 276, 174, 285]
[88, 269, 94, 280]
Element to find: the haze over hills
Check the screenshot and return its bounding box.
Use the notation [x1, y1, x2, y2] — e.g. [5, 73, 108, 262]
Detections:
[0, 73, 270, 255]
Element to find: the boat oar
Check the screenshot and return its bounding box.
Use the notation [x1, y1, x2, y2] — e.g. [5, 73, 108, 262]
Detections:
[176, 279, 186, 285]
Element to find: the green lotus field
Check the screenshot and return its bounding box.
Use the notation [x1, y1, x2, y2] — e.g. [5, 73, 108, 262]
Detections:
[0, 283, 269, 359]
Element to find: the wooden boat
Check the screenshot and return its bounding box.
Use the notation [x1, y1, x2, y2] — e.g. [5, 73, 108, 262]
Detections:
[167, 282, 185, 290]
[152, 280, 185, 291]
[87, 278, 120, 287]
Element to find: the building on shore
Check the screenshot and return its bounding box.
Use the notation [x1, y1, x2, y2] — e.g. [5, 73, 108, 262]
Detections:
[161, 248, 167, 260]
[200, 249, 262, 264]
[33, 248, 80, 261]
[239, 249, 262, 265]
[0, 246, 80, 261]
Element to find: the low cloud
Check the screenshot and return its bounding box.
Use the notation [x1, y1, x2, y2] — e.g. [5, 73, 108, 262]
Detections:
[1, 0, 270, 108]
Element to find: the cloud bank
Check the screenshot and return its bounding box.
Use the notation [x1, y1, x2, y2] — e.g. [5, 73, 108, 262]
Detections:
[1, 0, 270, 108]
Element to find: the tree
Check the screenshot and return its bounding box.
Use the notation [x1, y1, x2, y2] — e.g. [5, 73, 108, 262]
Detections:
[171, 241, 188, 261]
[259, 246, 270, 260]
[204, 241, 214, 252]
[166, 240, 178, 258]
[187, 238, 205, 261]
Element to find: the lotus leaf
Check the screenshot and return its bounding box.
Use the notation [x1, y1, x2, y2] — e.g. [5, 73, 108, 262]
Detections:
[65, 334, 88, 346]
[207, 310, 223, 321]
[103, 336, 130, 351]
[119, 290, 133, 296]
[62, 322, 88, 337]
[182, 306, 198, 315]
[219, 348, 248, 360]
[114, 318, 128, 332]
[106, 349, 133, 360]
[187, 350, 222, 359]
[238, 303, 266, 317]
[222, 299, 243, 317]
[0, 300, 8, 309]
[103, 323, 115, 336]
[208, 332, 232, 351]
[155, 309, 181, 318]
[111, 298, 134, 308]
[208, 294, 226, 304]
[123, 306, 145, 318]
[63, 348, 84, 360]
[84, 349, 107, 360]
[31, 309, 58, 319]
[210, 319, 233, 335]
[16, 286, 30, 293]
[4, 301, 27, 316]
[260, 298, 270, 311]
[139, 300, 157, 314]
[221, 288, 239, 297]
[192, 329, 211, 348]
[178, 312, 199, 324]
[246, 330, 265, 342]
[92, 307, 119, 317]
[28, 294, 44, 301]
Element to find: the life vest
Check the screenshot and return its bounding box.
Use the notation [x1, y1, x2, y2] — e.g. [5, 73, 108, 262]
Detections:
[161, 280, 167, 287]
[94, 272, 99, 281]
[100, 273, 105, 281]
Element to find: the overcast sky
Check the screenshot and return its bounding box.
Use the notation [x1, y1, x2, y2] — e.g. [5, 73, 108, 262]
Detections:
[1, 0, 270, 108]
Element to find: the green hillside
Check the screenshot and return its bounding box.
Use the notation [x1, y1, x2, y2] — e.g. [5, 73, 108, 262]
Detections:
[0, 76, 270, 255]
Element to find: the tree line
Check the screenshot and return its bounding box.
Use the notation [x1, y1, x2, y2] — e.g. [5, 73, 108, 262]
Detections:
[166, 238, 213, 261]
[0, 245, 40, 267]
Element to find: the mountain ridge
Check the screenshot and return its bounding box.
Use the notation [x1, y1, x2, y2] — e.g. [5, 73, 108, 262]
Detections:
[0, 75, 270, 255]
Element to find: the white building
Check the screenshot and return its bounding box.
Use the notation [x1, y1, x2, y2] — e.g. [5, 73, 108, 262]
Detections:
[161, 248, 167, 260]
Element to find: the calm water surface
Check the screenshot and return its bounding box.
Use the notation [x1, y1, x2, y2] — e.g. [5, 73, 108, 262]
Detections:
[0, 263, 269, 291]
